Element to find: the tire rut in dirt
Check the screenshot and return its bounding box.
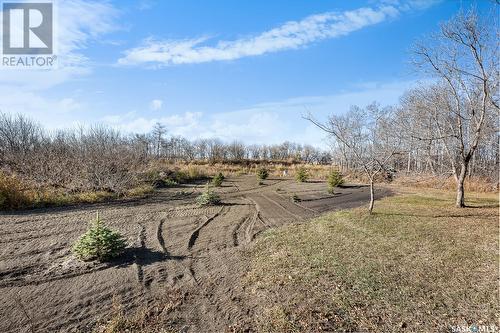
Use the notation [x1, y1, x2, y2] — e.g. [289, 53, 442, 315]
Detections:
[187, 206, 227, 250]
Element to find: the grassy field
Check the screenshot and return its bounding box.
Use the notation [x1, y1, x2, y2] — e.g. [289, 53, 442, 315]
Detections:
[244, 188, 499, 332]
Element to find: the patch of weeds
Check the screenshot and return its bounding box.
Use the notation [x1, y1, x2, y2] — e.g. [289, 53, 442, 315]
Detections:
[291, 194, 301, 202]
[0, 172, 30, 209]
[126, 185, 155, 198]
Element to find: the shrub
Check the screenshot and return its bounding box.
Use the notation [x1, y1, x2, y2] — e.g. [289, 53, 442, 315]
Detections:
[163, 178, 178, 187]
[256, 167, 269, 180]
[295, 167, 309, 183]
[0, 172, 29, 210]
[126, 185, 155, 198]
[211, 172, 224, 187]
[72, 212, 127, 262]
[173, 166, 207, 183]
[327, 170, 344, 194]
[196, 185, 221, 206]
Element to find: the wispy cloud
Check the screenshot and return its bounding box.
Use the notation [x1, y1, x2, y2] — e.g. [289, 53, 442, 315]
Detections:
[57, 0, 119, 68]
[0, 0, 119, 123]
[118, 5, 401, 67]
[100, 80, 420, 147]
[150, 99, 164, 111]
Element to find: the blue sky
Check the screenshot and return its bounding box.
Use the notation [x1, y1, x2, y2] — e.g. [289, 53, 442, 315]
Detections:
[0, 0, 494, 147]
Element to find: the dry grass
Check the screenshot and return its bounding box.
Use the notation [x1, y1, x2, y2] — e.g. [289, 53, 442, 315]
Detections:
[0, 173, 155, 210]
[244, 189, 499, 332]
[394, 174, 498, 193]
[146, 160, 336, 180]
[0, 172, 30, 209]
[95, 291, 184, 333]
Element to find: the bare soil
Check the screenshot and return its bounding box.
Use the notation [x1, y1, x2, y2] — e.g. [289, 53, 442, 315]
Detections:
[0, 175, 390, 332]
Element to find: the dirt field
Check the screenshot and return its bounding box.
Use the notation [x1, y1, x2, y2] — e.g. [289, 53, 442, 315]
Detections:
[0, 175, 390, 332]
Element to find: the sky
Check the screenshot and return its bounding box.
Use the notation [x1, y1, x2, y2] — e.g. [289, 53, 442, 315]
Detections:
[0, 0, 495, 148]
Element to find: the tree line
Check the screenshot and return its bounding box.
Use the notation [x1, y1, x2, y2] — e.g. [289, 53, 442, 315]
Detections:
[0, 113, 330, 194]
[309, 8, 498, 210]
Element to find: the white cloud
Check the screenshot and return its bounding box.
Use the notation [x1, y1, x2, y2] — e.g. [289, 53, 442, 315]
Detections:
[150, 99, 164, 111]
[100, 80, 420, 148]
[0, 0, 119, 87]
[118, 5, 400, 67]
[102, 111, 202, 135]
[0, 0, 119, 123]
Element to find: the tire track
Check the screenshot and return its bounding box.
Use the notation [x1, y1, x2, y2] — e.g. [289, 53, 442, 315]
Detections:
[231, 215, 250, 246]
[225, 178, 288, 197]
[134, 224, 146, 286]
[259, 193, 303, 220]
[187, 207, 226, 250]
[156, 218, 168, 255]
[274, 191, 319, 214]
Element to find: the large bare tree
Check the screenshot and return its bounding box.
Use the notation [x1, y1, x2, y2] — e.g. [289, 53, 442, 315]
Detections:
[307, 103, 400, 214]
[412, 8, 499, 207]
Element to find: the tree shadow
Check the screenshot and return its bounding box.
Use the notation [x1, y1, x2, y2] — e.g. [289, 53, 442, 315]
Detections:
[464, 203, 499, 209]
[110, 247, 204, 268]
[338, 184, 367, 189]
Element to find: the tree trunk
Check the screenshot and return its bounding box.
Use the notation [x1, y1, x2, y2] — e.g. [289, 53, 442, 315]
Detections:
[406, 151, 411, 175]
[455, 162, 468, 208]
[368, 179, 375, 214]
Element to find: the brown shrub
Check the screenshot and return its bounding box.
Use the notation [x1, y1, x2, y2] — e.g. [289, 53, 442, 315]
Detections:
[0, 172, 29, 209]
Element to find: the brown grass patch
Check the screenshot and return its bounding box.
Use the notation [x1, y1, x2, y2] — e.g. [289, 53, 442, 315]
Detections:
[244, 189, 499, 332]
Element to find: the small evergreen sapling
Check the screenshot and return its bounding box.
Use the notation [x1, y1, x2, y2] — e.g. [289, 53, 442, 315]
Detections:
[295, 166, 309, 183]
[211, 172, 224, 187]
[72, 212, 127, 262]
[256, 167, 269, 181]
[327, 170, 344, 194]
[196, 184, 221, 206]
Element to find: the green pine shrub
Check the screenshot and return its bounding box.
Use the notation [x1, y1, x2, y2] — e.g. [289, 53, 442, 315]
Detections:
[327, 170, 344, 194]
[295, 167, 309, 183]
[256, 167, 269, 181]
[72, 212, 127, 262]
[211, 172, 225, 187]
[196, 185, 221, 206]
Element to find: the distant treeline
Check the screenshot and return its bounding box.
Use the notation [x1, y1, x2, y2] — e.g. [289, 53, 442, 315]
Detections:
[0, 113, 330, 194]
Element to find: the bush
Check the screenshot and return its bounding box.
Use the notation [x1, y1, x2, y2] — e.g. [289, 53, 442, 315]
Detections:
[327, 170, 344, 194]
[72, 212, 127, 262]
[295, 167, 309, 183]
[0, 172, 29, 210]
[256, 167, 269, 180]
[196, 185, 221, 206]
[211, 172, 224, 187]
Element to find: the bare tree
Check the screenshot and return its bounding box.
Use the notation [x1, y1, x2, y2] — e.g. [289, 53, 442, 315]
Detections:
[412, 8, 499, 207]
[306, 103, 400, 214]
[151, 122, 167, 158]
